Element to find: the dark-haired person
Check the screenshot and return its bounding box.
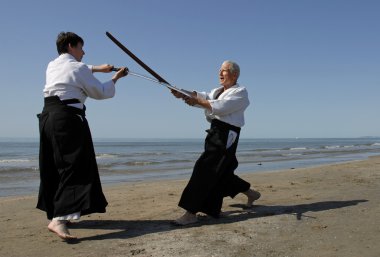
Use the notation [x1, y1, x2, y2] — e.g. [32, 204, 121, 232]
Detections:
[37, 32, 127, 240]
[171, 60, 260, 225]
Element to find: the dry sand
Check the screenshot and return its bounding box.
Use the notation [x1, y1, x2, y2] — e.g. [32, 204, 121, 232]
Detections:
[1, 156, 379, 257]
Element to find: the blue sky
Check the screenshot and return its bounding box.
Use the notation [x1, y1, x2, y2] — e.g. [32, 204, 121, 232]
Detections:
[0, 0, 379, 139]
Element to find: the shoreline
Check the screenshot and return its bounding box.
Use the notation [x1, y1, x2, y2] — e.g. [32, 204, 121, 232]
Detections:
[2, 153, 380, 198]
[1, 156, 379, 256]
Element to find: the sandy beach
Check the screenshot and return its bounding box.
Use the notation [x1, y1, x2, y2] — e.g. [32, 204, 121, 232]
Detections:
[1, 156, 379, 257]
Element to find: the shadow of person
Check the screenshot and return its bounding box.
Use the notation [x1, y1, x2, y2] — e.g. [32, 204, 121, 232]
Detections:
[230, 199, 368, 220]
[70, 199, 367, 242]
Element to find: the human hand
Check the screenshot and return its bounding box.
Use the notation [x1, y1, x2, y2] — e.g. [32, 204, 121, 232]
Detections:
[184, 95, 198, 106]
[114, 67, 128, 79]
[170, 89, 186, 99]
[112, 67, 128, 84]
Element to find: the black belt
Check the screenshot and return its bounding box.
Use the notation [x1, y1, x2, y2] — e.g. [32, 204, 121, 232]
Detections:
[211, 119, 241, 133]
[61, 98, 81, 104]
[43, 96, 86, 116]
[44, 96, 80, 104]
[44, 96, 85, 111]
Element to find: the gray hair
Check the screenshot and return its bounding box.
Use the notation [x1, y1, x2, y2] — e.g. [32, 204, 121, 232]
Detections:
[224, 60, 240, 79]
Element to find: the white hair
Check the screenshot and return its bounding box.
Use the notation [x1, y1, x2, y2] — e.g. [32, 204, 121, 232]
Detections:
[223, 60, 240, 79]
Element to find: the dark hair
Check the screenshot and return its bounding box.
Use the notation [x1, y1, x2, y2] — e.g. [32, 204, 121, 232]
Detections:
[56, 32, 84, 54]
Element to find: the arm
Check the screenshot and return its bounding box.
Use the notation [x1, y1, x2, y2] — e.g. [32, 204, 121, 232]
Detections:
[91, 64, 114, 73]
[79, 65, 128, 100]
[184, 94, 212, 110]
[170, 89, 212, 110]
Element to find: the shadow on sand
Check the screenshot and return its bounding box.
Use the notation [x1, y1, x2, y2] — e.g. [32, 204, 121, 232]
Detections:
[67, 199, 367, 243]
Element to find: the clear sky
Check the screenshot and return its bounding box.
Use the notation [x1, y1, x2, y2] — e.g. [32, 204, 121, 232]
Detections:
[0, 0, 379, 139]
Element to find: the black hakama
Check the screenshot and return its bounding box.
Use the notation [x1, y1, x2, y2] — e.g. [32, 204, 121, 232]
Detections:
[178, 119, 250, 217]
[36, 96, 107, 220]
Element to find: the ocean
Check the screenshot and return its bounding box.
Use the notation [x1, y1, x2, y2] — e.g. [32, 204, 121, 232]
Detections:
[1, 137, 380, 197]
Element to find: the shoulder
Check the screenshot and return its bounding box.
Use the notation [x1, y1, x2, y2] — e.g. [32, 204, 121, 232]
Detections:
[59, 54, 89, 70]
[235, 83, 247, 91]
[69, 60, 91, 74]
[229, 84, 248, 95]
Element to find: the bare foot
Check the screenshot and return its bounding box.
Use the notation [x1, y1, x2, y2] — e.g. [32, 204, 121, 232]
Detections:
[48, 220, 77, 240]
[244, 189, 261, 207]
[172, 211, 198, 226]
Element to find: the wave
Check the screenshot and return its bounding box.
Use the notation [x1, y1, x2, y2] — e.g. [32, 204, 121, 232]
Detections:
[0, 166, 39, 173]
[99, 158, 194, 168]
[125, 161, 159, 166]
[2, 138, 380, 174]
[289, 147, 308, 151]
[0, 159, 31, 163]
[323, 145, 341, 149]
[96, 153, 119, 159]
[0, 158, 38, 171]
[96, 152, 172, 159]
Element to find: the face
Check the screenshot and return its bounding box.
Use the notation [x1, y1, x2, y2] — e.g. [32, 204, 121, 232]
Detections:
[68, 42, 85, 62]
[219, 62, 237, 88]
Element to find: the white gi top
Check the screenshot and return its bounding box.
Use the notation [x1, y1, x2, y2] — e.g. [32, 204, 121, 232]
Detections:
[196, 83, 250, 128]
[43, 53, 115, 109]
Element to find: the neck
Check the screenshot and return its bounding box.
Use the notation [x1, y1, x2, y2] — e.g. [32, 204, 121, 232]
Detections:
[223, 82, 236, 90]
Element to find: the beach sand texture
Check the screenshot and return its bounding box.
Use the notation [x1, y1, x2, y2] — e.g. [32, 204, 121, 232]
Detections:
[1, 156, 379, 257]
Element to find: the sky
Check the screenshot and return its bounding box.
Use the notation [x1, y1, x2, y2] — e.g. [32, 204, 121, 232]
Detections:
[0, 0, 379, 139]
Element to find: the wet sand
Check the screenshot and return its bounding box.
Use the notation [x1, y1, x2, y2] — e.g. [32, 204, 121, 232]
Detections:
[1, 156, 379, 257]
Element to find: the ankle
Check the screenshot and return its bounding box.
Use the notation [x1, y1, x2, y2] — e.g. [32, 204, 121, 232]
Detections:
[184, 211, 196, 218]
[243, 189, 253, 195]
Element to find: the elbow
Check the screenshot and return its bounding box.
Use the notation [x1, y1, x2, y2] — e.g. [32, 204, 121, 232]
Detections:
[103, 87, 116, 99]
[108, 89, 116, 98]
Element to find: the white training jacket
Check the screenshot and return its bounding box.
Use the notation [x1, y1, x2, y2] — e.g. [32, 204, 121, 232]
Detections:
[196, 83, 250, 128]
[43, 53, 115, 109]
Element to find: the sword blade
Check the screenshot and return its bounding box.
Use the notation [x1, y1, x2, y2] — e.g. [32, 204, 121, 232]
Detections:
[106, 31, 171, 85]
[129, 71, 166, 85]
[112, 67, 191, 97]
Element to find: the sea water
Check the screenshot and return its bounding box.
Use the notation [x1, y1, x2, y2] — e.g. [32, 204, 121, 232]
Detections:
[1, 137, 380, 197]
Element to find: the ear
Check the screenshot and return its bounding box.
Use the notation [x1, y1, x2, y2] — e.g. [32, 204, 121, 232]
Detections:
[67, 43, 75, 54]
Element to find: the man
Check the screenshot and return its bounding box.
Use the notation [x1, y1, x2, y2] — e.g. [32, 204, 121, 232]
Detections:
[171, 60, 260, 225]
[37, 32, 127, 239]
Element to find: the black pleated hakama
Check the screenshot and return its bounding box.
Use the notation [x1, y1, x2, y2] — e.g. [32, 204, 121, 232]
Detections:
[178, 119, 250, 218]
[37, 96, 107, 220]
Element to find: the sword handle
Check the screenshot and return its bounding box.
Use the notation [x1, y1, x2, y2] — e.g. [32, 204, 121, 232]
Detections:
[112, 67, 129, 75]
